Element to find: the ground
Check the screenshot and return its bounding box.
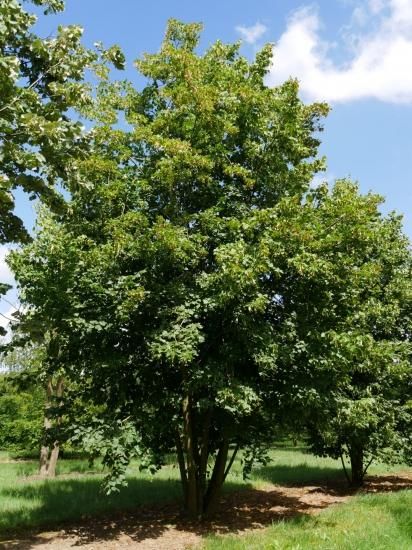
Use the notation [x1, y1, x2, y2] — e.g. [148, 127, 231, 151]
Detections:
[1, 471, 411, 549]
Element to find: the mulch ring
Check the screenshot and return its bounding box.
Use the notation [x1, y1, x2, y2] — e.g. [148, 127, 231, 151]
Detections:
[1, 472, 411, 550]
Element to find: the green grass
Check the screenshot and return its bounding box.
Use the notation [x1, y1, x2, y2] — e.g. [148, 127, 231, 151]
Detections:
[250, 446, 344, 487]
[248, 446, 407, 487]
[0, 458, 184, 536]
[0, 445, 410, 545]
[204, 490, 412, 550]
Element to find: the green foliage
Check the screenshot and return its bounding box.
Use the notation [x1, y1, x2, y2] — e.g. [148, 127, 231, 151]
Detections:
[289, 184, 412, 481]
[71, 417, 145, 494]
[8, 19, 411, 515]
[0, 345, 46, 452]
[0, 0, 124, 247]
[0, 374, 43, 452]
[0, 0, 90, 243]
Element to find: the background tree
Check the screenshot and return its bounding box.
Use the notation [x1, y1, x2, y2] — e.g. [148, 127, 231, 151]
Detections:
[0, 374, 44, 454]
[0, 344, 44, 454]
[0, 0, 96, 245]
[1, 0, 125, 469]
[268, 182, 412, 486]
[1, 332, 101, 471]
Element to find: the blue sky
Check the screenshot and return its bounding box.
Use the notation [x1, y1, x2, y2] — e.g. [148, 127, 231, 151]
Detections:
[1, 0, 412, 328]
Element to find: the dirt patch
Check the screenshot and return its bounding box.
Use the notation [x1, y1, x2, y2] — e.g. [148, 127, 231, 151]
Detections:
[1, 472, 411, 550]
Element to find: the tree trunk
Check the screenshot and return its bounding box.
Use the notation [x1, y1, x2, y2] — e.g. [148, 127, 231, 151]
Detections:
[350, 446, 364, 487]
[176, 433, 188, 503]
[39, 444, 50, 476]
[178, 396, 233, 519]
[38, 376, 64, 478]
[182, 393, 200, 519]
[178, 363, 235, 520]
[203, 436, 230, 518]
[47, 442, 60, 477]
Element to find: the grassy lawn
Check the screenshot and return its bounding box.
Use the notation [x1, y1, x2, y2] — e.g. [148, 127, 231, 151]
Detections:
[0, 445, 410, 546]
[0, 455, 183, 535]
[204, 490, 412, 550]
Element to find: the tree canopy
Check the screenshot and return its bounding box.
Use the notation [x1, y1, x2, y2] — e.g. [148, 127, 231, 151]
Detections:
[7, 18, 412, 518]
[0, 0, 124, 335]
[1, 0, 92, 244]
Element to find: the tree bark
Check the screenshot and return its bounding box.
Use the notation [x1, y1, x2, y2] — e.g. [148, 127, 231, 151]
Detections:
[223, 444, 239, 483]
[203, 436, 230, 518]
[176, 433, 188, 503]
[182, 393, 199, 519]
[47, 442, 60, 477]
[350, 445, 364, 487]
[39, 444, 50, 476]
[38, 376, 64, 478]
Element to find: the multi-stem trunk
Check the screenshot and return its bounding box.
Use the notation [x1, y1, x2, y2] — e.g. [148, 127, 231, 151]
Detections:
[178, 394, 236, 519]
[202, 436, 230, 518]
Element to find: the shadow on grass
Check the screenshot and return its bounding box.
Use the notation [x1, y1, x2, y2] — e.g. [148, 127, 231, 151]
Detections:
[0, 462, 346, 544]
[252, 463, 345, 486]
[3, 464, 409, 549]
[0, 475, 183, 536]
[0, 480, 324, 549]
[0, 476, 255, 541]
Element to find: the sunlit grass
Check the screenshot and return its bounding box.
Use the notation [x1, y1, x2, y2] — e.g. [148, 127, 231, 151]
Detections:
[0, 458, 183, 536]
[0, 444, 410, 541]
[203, 490, 412, 550]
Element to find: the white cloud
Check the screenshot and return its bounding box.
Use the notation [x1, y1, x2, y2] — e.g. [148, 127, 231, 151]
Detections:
[268, 0, 412, 104]
[368, 0, 385, 15]
[236, 22, 267, 44]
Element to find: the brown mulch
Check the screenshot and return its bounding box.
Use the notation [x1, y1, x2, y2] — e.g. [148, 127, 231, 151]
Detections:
[1, 472, 411, 550]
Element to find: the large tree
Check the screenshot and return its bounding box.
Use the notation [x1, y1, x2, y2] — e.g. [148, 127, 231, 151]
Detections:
[1, 0, 125, 467]
[10, 19, 329, 518]
[0, 0, 90, 326]
[10, 20, 411, 519]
